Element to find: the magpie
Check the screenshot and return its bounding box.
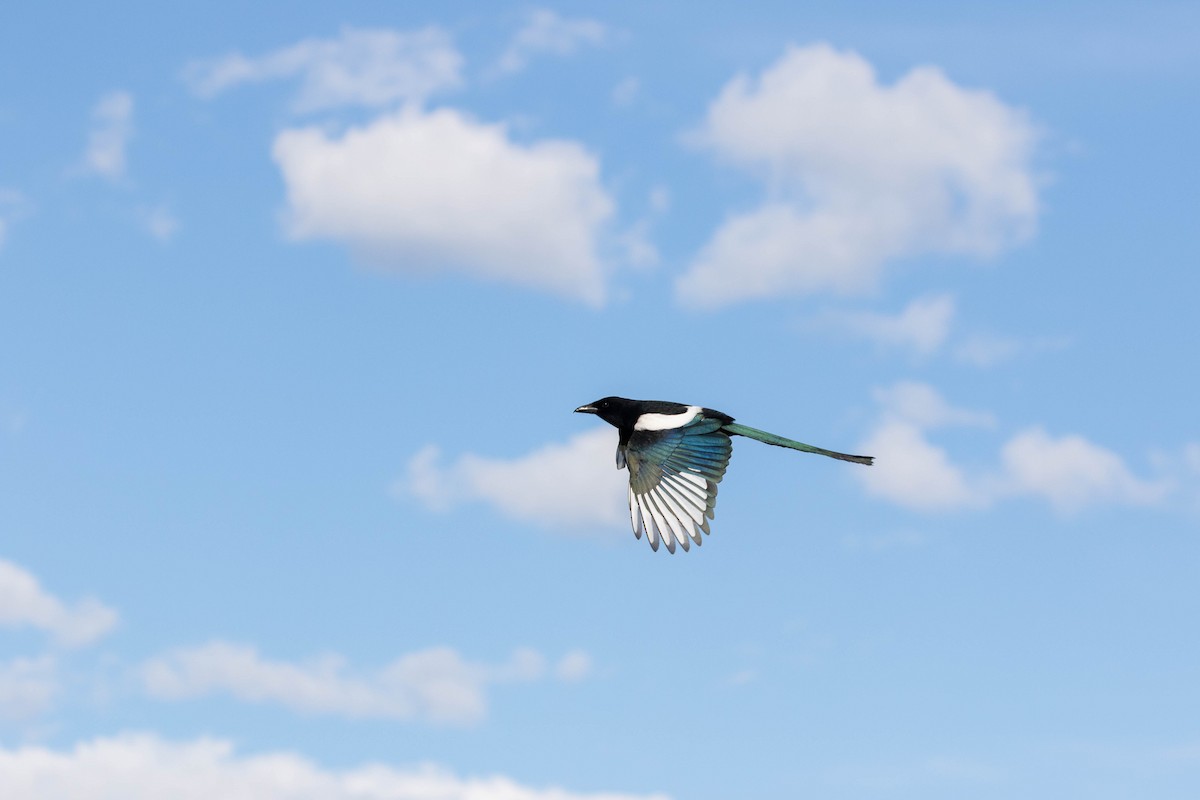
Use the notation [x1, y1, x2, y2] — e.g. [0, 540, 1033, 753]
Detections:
[574, 397, 873, 553]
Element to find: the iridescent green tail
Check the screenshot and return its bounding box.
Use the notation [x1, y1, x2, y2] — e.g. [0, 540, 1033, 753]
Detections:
[723, 423, 874, 466]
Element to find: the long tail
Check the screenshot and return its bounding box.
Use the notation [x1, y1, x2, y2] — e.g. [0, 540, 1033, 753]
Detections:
[723, 422, 874, 466]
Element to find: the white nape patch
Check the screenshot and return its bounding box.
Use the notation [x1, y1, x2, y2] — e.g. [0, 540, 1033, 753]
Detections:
[634, 405, 701, 431]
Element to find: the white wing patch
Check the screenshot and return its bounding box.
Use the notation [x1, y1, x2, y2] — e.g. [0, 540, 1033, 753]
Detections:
[628, 470, 715, 554]
[633, 406, 702, 432]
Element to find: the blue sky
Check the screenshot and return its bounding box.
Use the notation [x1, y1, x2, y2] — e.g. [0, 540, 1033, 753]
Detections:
[2, 2, 1199, 797]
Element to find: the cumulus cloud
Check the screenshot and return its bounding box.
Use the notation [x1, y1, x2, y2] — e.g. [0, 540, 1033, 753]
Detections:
[141, 642, 587, 726]
[402, 428, 627, 530]
[0, 657, 58, 721]
[857, 382, 1170, 512]
[495, 9, 610, 75]
[82, 91, 134, 180]
[679, 43, 1039, 307]
[273, 106, 616, 304]
[858, 418, 986, 512]
[0, 559, 118, 648]
[185, 27, 462, 111]
[817, 294, 956, 356]
[0, 734, 670, 800]
[1000, 428, 1170, 512]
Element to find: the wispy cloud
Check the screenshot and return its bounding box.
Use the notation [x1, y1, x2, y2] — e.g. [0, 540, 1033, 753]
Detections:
[0, 188, 32, 251]
[185, 27, 462, 112]
[495, 9, 610, 75]
[856, 382, 1171, 512]
[816, 294, 956, 356]
[0, 559, 118, 648]
[273, 107, 617, 305]
[137, 205, 180, 242]
[611, 76, 640, 107]
[553, 650, 593, 682]
[0, 656, 58, 722]
[141, 642, 589, 726]
[952, 333, 1022, 366]
[952, 332, 1069, 366]
[814, 295, 1067, 364]
[401, 428, 627, 531]
[1168, 442, 1200, 512]
[81, 91, 134, 180]
[872, 382, 996, 430]
[0, 734, 671, 800]
[679, 43, 1039, 308]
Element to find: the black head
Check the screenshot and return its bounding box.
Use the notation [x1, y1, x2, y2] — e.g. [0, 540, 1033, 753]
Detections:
[574, 396, 641, 429]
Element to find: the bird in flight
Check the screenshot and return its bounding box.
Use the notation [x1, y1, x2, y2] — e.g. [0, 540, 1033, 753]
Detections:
[575, 397, 873, 553]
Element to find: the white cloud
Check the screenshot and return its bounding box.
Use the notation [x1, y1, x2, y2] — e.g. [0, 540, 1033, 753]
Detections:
[679, 43, 1039, 307]
[0, 733, 671, 800]
[82, 91, 134, 180]
[817, 294, 956, 356]
[0, 657, 57, 721]
[185, 27, 462, 112]
[141, 642, 585, 726]
[1001, 428, 1170, 512]
[496, 9, 610, 75]
[856, 382, 1170, 513]
[273, 107, 616, 305]
[813, 297, 1064, 365]
[858, 420, 985, 511]
[402, 428, 627, 530]
[871, 381, 995, 430]
[0, 559, 118, 648]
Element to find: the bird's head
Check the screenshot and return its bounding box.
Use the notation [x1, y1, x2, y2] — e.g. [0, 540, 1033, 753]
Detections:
[574, 396, 638, 428]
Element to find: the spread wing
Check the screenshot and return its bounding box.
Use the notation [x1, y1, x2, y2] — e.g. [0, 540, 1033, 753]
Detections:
[623, 416, 733, 553]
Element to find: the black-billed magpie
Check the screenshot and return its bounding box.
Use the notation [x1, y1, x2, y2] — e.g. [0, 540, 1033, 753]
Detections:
[575, 397, 873, 553]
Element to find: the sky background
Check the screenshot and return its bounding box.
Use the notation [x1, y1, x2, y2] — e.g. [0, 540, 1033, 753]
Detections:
[2, 2, 1199, 798]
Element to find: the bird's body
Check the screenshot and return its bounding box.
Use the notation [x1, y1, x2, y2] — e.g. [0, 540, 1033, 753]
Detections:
[574, 396, 873, 553]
